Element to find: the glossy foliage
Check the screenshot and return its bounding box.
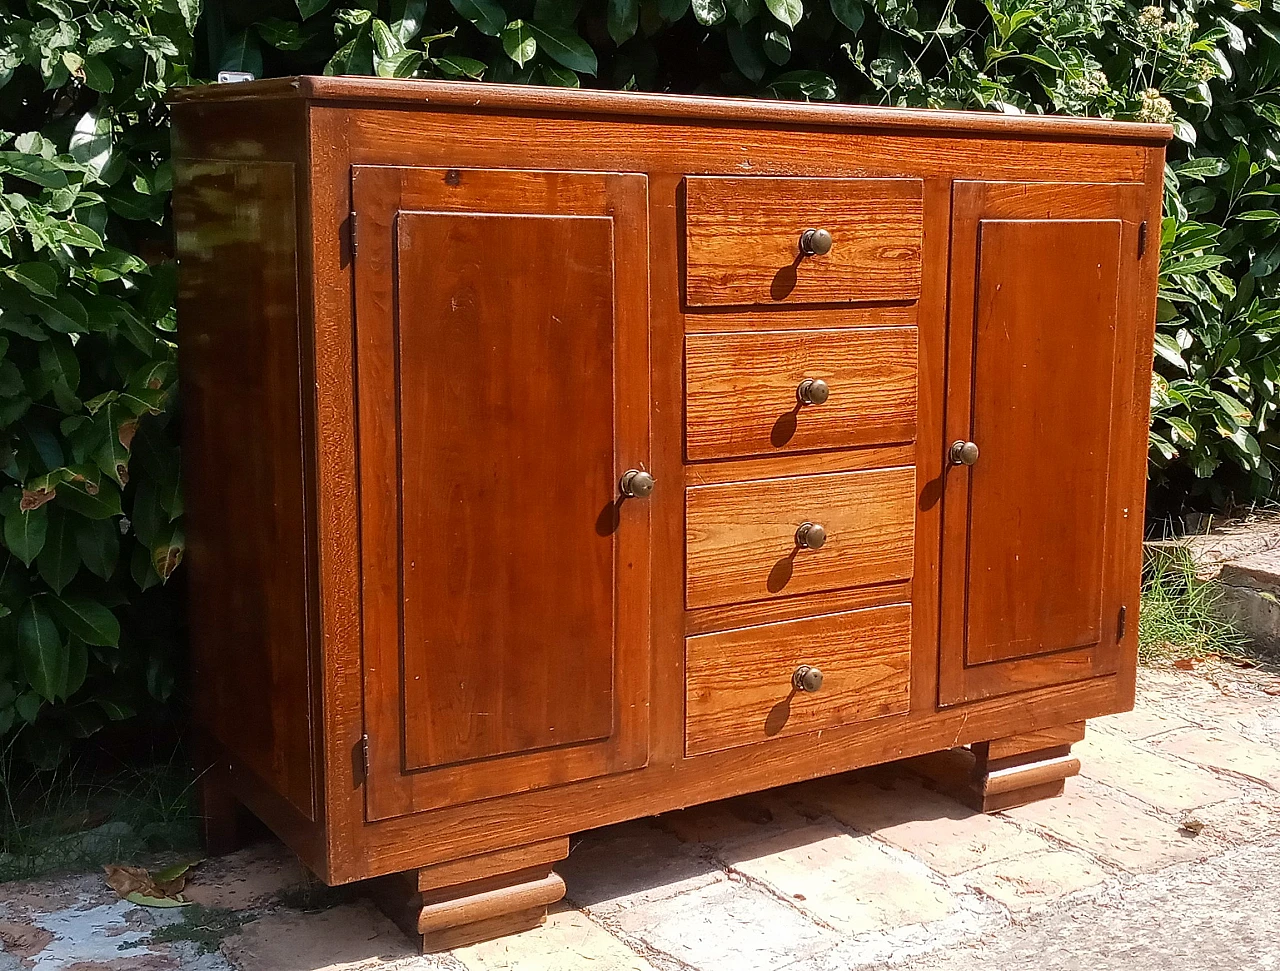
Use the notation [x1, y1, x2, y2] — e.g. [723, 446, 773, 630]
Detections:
[0, 0, 1275, 766]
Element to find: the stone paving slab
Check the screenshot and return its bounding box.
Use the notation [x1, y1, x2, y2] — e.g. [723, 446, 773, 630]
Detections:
[1, 661, 1276, 971]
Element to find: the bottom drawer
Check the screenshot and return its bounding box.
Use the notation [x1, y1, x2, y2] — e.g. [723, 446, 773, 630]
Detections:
[685, 604, 911, 757]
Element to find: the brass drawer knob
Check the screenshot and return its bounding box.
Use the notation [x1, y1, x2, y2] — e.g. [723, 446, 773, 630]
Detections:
[795, 521, 826, 550]
[949, 440, 980, 466]
[796, 378, 829, 406]
[799, 228, 833, 257]
[619, 469, 655, 498]
[793, 665, 824, 693]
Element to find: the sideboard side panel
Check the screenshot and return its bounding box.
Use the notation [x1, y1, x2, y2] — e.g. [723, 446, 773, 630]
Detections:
[175, 159, 317, 822]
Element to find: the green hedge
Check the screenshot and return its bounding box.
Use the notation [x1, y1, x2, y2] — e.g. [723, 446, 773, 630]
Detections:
[2, 0, 1279, 768]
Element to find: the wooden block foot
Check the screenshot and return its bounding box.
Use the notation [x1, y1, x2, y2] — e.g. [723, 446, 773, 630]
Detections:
[374, 838, 570, 953]
[907, 721, 1085, 814]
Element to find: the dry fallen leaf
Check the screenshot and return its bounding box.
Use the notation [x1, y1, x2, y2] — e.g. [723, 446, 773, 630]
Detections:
[1174, 658, 1196, 670]
[103, 859, 202, 908]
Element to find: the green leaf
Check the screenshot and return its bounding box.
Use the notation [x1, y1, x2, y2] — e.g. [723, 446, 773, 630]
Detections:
[64, 637, 88, 698]
[391, 0, 429, 42]
[1154, 332, 1188, 371]
[502, 21, 538, 66]
[449, 0, 507, 36]
[764, 0, 802, 28]
[1176, 157, 1229, 181]
[829, 0, 863, 32]
[691, 0, 726, 25]
[766, 69, 837, 101]
[5, 505, 48, 566]
[527, 22, 598, 74]
[49, 595, 120, 648]
[659, 0, 691, 18]
[19, 601, 67, 703]
[0, 152, 69, 189]
[727, 25, 767, 82]
[57, 477, 122, 520]
[540, 63, 579, 86]
[177, 0, 202, 33]
[297, 0, 330, 18]
[76, 516, 119, 579]
[432, 54, 488, 78]
[219, 30, 264, 76]
[763, 28, 791, 64]
[4, 263, 58, 298]
[608, 0, 640, 44]
[37, 508, 79, 594]
[81, 56, 114, 93]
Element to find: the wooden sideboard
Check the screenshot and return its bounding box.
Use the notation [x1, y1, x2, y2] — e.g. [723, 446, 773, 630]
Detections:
[171, 77, 1169, 952]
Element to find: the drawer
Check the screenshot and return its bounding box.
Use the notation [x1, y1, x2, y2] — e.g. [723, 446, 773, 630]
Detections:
[683, 176, 923, 307]
[685, 327, 917, 461]
[685, 604, 912, 756]
[685, 467, 915, 609]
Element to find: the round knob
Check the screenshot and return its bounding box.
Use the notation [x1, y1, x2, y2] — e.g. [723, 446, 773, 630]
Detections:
[795, 522, 826, 550]
[793, 665, 824, 693]
[796, 378, 830, 406]
[799, 228, 833, 257]
[949, 440, 980, 467]
[619, 469, 655, 498]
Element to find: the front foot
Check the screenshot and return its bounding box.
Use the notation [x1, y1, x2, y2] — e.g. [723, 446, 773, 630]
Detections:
[374, 837, 570, 953]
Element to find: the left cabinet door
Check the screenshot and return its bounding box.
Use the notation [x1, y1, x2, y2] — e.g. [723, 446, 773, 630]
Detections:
[352, 167, 651, 821]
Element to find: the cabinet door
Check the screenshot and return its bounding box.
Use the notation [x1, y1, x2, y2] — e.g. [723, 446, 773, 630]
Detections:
[939, 181, 1148, 705]
[353, 167, 651, 820]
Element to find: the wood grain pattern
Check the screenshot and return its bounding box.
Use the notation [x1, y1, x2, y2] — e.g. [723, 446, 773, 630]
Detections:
[685, 466, 916, 609]
[352, 166, 651, 820]
[939, 181, 1147, 705]
[171, 76, 1172, 146]
[175, 159, 316, 824]
[685, 328, 917, 460]
[396, 210, 617, 772]
[684, 177, 923, 306]
[983, 721, 1085, 761]
[685, 605, 911, 756]
[965, 218, 1119, 664]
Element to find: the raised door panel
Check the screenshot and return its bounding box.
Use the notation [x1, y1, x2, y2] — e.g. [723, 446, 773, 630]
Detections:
[939, 181, 1147, 705]
[353, 167, 651, 820]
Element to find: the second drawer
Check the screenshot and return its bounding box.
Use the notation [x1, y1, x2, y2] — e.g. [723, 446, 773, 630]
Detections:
[685, 466, 916, 609]
[685, 327, 918, 460]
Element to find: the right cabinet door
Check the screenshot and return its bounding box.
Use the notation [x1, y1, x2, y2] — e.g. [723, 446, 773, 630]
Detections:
[939, 181, 1147, 705]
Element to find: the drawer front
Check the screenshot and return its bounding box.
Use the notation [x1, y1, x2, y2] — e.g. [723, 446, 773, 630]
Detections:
[685, 604, 912, 756]
[685, 327, 918, 461]
[684, 176, 923, 307]
[685, 467, 915, 609]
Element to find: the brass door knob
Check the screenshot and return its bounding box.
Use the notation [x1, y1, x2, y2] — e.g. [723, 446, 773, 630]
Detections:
[793, 665, 824, 693]
[799, 228, 833, 257]
[619, 469, 655, 498]
[796, 378, 830, 406]
[796, 522, 826, 550]
[949, 440, 980, 466]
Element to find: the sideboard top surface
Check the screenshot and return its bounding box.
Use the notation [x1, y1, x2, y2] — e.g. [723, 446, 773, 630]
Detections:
[170, 76, 1172, 145]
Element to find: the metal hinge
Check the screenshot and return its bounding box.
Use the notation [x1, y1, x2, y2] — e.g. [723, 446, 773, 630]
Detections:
[361, 733, 370, 778]
[1117, 605, 1128, 640]
[1137, 221, 1148, 259]
[349, 212, 358, 260]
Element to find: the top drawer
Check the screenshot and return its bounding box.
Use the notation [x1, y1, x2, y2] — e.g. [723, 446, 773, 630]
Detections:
[683, 177, 924, 308]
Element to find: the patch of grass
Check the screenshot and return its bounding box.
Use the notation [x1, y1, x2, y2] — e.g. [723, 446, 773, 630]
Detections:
[0, 741, 200, 884]
[1139, 544, 1250, 664]
[123, 904, 249, 955]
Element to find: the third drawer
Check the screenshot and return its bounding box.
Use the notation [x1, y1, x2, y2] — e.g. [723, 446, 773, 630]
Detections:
[685, 466, 916, 610]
